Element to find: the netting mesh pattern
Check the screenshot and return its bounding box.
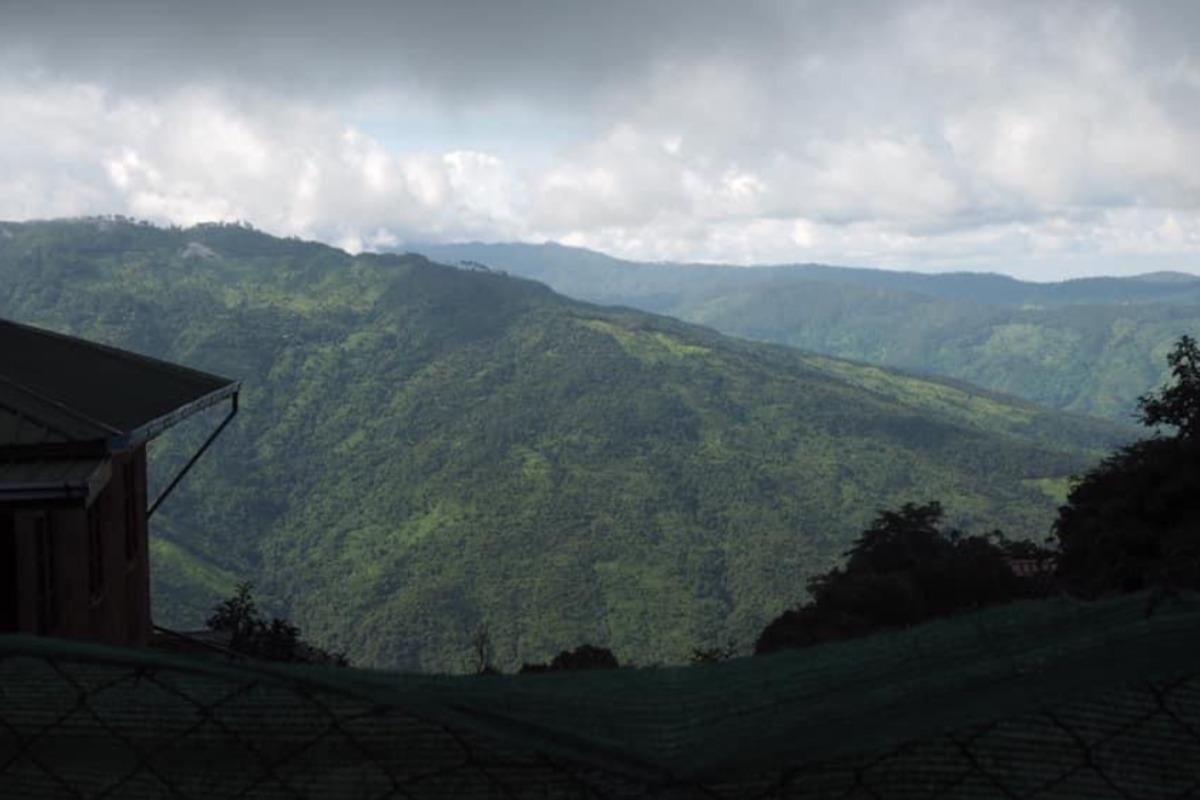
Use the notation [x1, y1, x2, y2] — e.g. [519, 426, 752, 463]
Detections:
[1, 592, 1199, 798]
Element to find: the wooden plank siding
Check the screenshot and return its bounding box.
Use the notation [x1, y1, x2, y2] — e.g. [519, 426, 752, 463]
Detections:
[0, 447, 150, 647]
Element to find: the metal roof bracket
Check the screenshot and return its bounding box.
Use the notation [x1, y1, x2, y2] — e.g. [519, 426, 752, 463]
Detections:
[147, 392, 239, 519]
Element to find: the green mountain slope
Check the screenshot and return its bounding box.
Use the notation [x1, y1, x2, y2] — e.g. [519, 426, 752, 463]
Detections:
[417, 242, 1200, 420]
[0, 219, 1131, 671]
[679, 283, 1200, 420]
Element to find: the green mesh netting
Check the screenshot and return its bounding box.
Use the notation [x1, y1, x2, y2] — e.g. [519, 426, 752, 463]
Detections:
[2, 591, 1199, 798]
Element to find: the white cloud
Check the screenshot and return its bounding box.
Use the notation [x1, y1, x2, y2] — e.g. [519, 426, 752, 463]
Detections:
[2, 1, 1200, 278]
[0, 80, 536, 250]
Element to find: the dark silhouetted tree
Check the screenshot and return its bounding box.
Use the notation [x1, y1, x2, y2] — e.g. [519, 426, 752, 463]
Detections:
[470, 623, 500, 675]
[207, 583, 348, 666]
[690, 640, 739, 665]
[519, 644, 619, 673]
[1054, 336, 1200, 596]
[206, 581, 261, 647]
[756, 502, 1042, 655]
[1137, 334, 1200, 440]
[1053, 440, 1200, 596]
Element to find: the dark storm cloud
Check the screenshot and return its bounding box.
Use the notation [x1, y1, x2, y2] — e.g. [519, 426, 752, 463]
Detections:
[2, 0, 864, 100]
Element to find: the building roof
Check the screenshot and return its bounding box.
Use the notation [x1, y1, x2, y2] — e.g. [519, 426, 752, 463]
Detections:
[0, 317, 238, 454]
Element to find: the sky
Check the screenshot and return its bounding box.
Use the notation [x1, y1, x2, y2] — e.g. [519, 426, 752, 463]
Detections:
[2, 0, 1200, 279]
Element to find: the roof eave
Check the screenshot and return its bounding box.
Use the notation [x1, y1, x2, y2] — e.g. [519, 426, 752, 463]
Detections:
[114, 381, 241, 450]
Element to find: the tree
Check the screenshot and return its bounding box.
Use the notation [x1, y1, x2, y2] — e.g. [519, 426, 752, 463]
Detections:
[519, 644, 619, 673]
[470, 623, 499, 675]
[1137, 335, 1200, 440]
[1053, 440, 1200, 596]
[206, 583, 349, 666]
[1053, 335, 1200, 597]
[206, 582, 261, 648]
[690, 640, 739, 665]
[756, 502, 1039, 655]
[840, 502, 951, 575]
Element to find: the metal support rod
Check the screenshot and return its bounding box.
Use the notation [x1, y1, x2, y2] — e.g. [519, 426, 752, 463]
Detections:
[147, 392, 238, 519]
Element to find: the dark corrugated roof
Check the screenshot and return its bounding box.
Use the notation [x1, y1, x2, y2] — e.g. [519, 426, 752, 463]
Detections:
[0, 386, 109, 446]
[0, 405, 68, 446]
[0, 317, 237, 450]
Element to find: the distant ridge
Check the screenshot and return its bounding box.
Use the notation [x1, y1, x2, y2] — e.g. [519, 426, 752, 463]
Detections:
[413, 240, 1200, 308]
[414, 241, 1200, 420]
[1127, 270, 1200, 283]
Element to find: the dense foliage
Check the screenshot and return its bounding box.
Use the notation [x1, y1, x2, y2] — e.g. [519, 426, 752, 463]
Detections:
[0, 219, 1130, 671]
[420, 243, 1200, 421]
[519, 644, 620, 673]
[207, 583, 349, 666]
[754, 502, 1049, 654]
[1054, 336, 1200, 597]
[1136, 335, 1200, 439]
[756, 336, 1200, 656]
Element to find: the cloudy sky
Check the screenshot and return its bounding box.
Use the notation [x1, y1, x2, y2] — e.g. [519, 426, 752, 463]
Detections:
[3, 0, 1200, 278]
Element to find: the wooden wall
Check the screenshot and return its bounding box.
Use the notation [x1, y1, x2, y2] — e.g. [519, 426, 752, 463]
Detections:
[0, 446, 151, 647]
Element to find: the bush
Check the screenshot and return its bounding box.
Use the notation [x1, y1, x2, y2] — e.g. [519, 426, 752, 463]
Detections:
[1053, 335, 1200, 597]
[519, 644, 619, 673]
[756, 502, 1045, 655]
[207, 583, 349, 666]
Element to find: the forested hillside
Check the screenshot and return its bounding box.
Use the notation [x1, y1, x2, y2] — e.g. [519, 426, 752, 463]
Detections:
[418, 243, 1200, 420]
[0, 219, 1131, 671]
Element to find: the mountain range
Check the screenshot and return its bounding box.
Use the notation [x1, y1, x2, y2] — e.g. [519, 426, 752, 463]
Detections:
[0, 219, 1132, 670]
[416, 242, 1200, 421]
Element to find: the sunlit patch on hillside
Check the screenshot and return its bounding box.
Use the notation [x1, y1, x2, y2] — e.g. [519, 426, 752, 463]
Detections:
[577, 317, 711, 362]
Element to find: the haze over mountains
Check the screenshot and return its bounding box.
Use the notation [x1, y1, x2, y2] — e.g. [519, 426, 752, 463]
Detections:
[416, 242, 1200, 420]
[0, 218, 1134, 670]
